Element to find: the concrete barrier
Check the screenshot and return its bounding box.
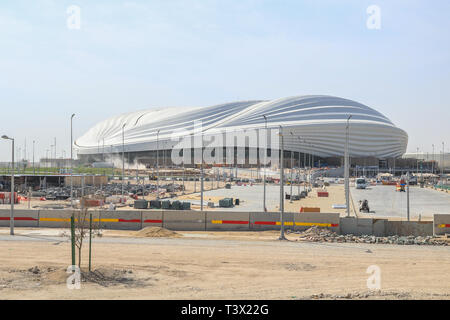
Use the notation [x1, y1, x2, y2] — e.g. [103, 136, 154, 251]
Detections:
[250, 212, 295, 231]
[433, 214, 450, 236]
[0, 209, 39, 227]
[99, 210, 141, 230]
[142, 210, 163, 228]
[340, 217, 374, 236]
[206, 211, 250, 231]
[163, 210, 206, 231]
[385, 221, 432, 237]
[295, 212, 340, 233]
[38, 210, 73, 228]
[373, 219, 386, 237]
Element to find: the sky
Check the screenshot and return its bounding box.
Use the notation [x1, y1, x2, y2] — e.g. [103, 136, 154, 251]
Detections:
[0, 0, 449, 161]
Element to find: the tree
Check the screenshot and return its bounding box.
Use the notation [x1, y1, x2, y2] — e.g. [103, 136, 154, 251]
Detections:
[70, 206, 101, 268]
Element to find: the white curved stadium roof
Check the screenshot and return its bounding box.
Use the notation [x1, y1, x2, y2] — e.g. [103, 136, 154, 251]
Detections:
[76, 95, 408, 158]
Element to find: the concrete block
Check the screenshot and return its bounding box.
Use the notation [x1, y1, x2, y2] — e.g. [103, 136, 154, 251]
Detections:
[206, 211, 250, 231]
[142, 211, 163, 228]
[295, 212, 340, 233]
[434, 214, 450, 236]
[373, 219, 386, 237]
[99, 210, 141, 230]
[38, 210, 73, 228]
[163, 210, 206, 231]
[385, 221, 433, 236]
[250, 212, 295, 231]
[355, 218, 373, 235]
[0, 209, 39, 227]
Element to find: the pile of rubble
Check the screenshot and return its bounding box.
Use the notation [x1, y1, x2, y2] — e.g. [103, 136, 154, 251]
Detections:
[291, 226, 448, 246]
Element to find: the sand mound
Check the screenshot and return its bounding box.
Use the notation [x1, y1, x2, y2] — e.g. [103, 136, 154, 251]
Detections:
[135, 227, 180, 238]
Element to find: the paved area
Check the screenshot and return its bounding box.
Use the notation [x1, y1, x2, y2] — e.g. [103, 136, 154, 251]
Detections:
[184, 184, 286, 211]
[351, 185, 450, 219]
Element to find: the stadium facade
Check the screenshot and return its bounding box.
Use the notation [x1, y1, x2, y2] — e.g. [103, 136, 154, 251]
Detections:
[75, 95, 408, 168]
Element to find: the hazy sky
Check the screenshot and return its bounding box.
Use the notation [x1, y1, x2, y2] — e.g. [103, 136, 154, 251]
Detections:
[1, 0, 449, 161]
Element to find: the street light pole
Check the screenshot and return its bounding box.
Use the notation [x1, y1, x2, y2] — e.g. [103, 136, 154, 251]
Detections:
[70, 114, 75, 208]
[32, 140, 35, 175]
[279, 126, 286, 240]
[262, 115, 267, 212]
[156, 129, 160, 199]
[201, 131, 204, 212]
[345, 115, 352, 217]
[289, 132, 294, 203]
[406, 171, 410, 221]
[122, 123, 126, 200]
[2, 135, 14, 235]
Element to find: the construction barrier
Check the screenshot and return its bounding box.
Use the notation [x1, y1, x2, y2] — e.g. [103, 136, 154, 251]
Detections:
[206, 212, 250, 231]
[99, 210, 142, 230]
[294, 212, 340, 233]
[142, 211, 163, 228]
[434, 214, 450, 236]
[300, 207, 320, 213]
[0, 209, 39, 227]
[163, 210, 206, 231]
[317, 191, 329, 197]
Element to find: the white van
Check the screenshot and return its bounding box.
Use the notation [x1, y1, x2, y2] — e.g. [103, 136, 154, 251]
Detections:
[356, 177, 367, 189]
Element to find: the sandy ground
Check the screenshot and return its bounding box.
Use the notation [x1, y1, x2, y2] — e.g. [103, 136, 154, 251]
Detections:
[1, 227, 449, 300]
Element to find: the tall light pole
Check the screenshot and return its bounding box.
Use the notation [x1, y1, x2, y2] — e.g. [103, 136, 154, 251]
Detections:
[442, 142, 445, 182]
[122, 123, 126, 200]
[279, 125, 286, 240]
[32, 140, 35, 175]
[2, 135, 15, 235]
[432, 144, 435, 175]
[289, 132, 294, 203]
[156, 129, 160, 199]
[70, 114, 75, 207]
[200, 131, 204, 212]
[345, 115, 352, 217]
[406, 171, 410, 221]
[262, 115, 267, 212]
[416, 147, 419, 176]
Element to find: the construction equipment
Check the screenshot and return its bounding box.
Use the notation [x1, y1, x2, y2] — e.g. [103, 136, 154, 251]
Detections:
[359, 199, 370, 213]
[396, 178, 406, 192]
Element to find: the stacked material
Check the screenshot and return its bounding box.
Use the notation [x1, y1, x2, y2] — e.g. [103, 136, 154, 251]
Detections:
[219, 198, 234, 208]
[293, 226, 448, 246]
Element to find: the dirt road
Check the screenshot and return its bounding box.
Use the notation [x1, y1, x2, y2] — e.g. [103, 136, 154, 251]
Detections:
[1, 228, 449, 300]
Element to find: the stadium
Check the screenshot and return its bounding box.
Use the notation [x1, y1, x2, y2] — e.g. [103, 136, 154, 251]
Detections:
[75, 95, 408, 168]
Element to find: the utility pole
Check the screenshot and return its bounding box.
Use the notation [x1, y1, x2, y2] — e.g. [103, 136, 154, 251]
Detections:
[345, 115, 352, 217]
[279, 125, 286, 240]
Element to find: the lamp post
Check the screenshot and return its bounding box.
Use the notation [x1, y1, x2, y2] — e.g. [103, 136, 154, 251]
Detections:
[200, 131, 204, 212]
[432, 144, 435, 175]
[278, 125, 286, 240]
[262, 115, 267, 212]
[289, 132, 294, 203]
[122, 123, 126, 200]
[70, 114, 75, 207]
[32, 140, 35, 175]
[2, 135, 15, 235]
[345, 115, 352, 218]
[156, 129, 160, 199]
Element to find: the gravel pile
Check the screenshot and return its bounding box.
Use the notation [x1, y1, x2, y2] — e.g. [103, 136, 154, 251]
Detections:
[292, 226, 448, 246]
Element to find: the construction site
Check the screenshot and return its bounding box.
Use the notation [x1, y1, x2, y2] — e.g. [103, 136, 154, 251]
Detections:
[1, 161, 450, 300]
